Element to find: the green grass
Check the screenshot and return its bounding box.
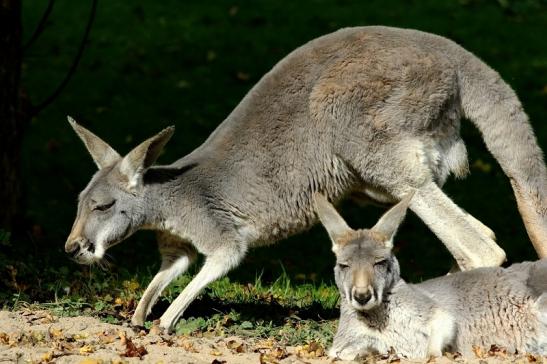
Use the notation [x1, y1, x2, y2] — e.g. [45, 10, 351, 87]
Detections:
[5, 262, 339, 345]
[2, 0, 546, 346]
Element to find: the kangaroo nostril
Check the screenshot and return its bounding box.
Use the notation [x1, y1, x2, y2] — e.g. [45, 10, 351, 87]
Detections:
[69, 247, 80, 259]
[354, 291, 372, 305]
[88, 242, 95, 253]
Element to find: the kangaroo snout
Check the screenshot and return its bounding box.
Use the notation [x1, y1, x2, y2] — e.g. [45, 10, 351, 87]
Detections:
[353, 288, 372, 305]
[65, 236, 95, 260]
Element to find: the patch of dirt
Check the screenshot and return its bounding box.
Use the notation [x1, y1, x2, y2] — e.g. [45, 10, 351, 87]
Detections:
[0, 310, 542, 364]
[0, 310, 340, 364]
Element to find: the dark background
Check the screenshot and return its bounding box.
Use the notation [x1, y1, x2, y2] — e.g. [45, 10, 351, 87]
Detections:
[3, 0, 547, 303]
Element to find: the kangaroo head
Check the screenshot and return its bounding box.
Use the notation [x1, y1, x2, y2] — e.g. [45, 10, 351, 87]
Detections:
[65, 116, 174, 264]
[314, 192, 413, 311]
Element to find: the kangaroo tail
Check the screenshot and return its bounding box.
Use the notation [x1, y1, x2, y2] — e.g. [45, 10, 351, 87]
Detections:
[458, 54, 547, 258]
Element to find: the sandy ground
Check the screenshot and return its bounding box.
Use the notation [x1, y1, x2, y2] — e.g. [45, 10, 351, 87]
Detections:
[0, 310, 543, 364]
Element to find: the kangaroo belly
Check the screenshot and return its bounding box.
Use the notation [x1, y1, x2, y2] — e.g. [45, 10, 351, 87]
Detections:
[237, 155, 359, 246]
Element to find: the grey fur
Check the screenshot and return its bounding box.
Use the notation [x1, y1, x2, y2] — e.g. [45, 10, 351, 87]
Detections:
[315, 194, 547, 360]
[65, 26, 546, 331]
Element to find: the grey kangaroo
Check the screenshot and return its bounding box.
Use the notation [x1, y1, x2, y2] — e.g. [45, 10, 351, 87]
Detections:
[315, 193, 547, 360]
[65, 26, 547, 332]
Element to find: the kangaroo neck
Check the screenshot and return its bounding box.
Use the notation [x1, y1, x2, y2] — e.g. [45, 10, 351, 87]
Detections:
[140, 164, 198, 232]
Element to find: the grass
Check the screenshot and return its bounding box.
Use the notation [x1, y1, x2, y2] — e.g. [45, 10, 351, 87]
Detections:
[1, 0, 546, 347]
[5, 261, 339, 345]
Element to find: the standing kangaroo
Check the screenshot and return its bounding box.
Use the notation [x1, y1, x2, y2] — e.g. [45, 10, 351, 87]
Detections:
[315, 193, 547, 360]
[65, 26, 547, 331]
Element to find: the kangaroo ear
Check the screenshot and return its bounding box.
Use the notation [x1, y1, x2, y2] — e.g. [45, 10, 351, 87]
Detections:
[314, 193, 353, 251]
[120, 126, 175, 190]
[371, 191, 414, 248]
[68, 116, 121, 169]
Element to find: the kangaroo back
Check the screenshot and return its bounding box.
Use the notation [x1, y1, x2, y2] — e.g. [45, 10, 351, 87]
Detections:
[458, 56, 547, 257]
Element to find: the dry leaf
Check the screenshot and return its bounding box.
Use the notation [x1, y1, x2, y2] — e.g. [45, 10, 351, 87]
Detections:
[488, 344, 507, 357]
[472, 345, 484, 358]
[269, 346, 288, 359]
[79, 359, 102, 364]
[74, 333, 89, 340]
[178, 338, 199, 353]
[254, 339, 275, 350]
[98, 331, 116, 344]
[259, 353, 279, 364]
[118, 331, 127, 346]
[122, 336, 147, 358]
[41, 351, 54, 362]
[49, 327, 63, 339]
[210, 349, 223, 356]
[296, 341, 325, 358]
[527, 353, 538, 362]
[0, 332, 9, 345]
[226, 339, 246, 353]
[79, 345, 95, 354]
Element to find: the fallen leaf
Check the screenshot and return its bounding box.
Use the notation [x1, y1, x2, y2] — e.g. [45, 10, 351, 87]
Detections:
[97, 331, 116, 344]
[527, 353, 538, 362]
[472, 345, 484, 359]
[73, 333, 89, 340]
[210, 349, 223, 356]
[49, 327, 63, 339]
[295, 341, 324, 358]
[0, 332, 9, 345]
[254, 338, 275, 350]
[79, 345, 95, 354]
[269, 346, 288, 359]
[178, 338, 199, 353]
[122, 336, 147, 358]
[79, 359, 102, 364]
[41, 351, 54, 362]
[118, 331, 127, 346]
[488, 344, 507, 357]
[259, 353, 279, 364]
[226, 339, 246, 353]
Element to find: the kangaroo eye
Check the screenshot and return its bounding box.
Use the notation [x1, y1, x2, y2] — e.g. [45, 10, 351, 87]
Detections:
[93, 200, 116, 212]
[337, 263, 349, 269]
[374, 259, 388, 267]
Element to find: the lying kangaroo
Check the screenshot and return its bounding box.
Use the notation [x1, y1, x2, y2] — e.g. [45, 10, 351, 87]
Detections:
[315, 193, 547, 360]
[65, 26, 547, 331]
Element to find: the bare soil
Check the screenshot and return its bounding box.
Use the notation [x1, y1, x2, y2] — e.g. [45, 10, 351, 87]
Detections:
[0, 310, 541, 364]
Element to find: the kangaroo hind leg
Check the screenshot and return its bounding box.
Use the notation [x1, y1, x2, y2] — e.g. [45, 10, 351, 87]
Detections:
[407, 182, 505, 270]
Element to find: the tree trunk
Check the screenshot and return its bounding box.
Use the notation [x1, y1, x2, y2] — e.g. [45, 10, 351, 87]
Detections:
[0, 0, 24, 230]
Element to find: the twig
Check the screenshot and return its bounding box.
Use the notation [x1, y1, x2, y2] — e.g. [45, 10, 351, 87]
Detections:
[30, 0, 98, 116]
[22, 0, 55, 52]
